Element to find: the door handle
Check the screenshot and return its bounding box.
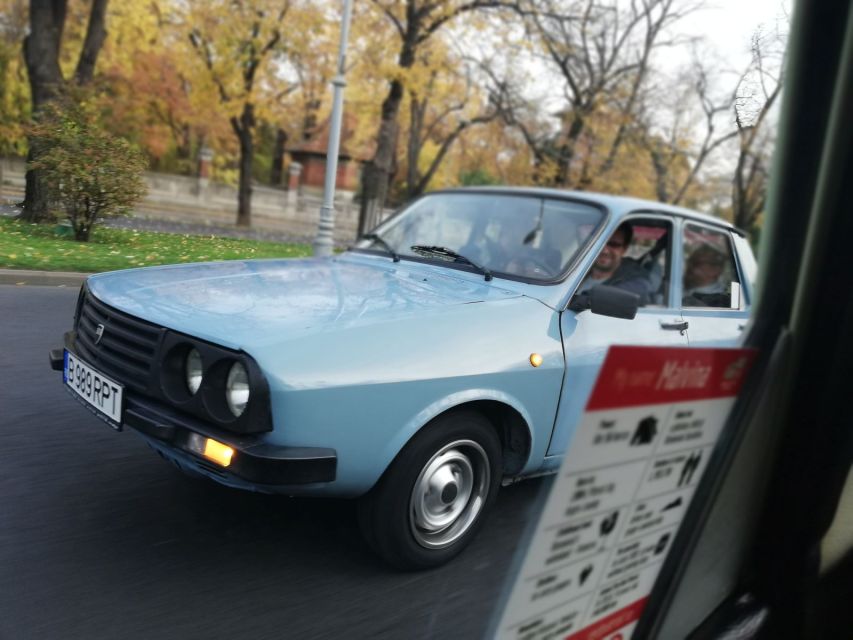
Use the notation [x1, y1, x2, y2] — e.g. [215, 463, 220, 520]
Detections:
[660, 320, 689, 332]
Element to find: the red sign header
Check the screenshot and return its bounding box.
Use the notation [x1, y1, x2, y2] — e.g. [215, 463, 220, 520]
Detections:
[585, 346, 757, 411]
[564, 597, 648, 640]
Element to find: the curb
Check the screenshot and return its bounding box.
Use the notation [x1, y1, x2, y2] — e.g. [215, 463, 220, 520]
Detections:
[0, 268, 91, 287]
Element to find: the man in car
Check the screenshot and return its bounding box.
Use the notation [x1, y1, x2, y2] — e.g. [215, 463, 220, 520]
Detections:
[574, 223, 655, 306]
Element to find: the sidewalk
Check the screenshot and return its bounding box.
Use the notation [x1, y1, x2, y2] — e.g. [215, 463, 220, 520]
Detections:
[1, 176, 363, 245]
[1, 197, 359, 247]
[0, 268, 89, 286]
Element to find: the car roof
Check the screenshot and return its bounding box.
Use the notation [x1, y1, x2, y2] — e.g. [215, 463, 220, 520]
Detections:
[435, 186, 743, 235]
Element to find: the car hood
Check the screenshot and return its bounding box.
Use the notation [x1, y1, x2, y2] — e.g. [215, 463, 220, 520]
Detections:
[86, 255, 524, 350]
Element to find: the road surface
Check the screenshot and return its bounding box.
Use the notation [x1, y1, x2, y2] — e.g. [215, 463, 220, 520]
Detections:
[0, 284, 545, 640]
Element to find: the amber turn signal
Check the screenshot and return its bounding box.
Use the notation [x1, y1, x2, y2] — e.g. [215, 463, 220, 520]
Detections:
[203, 438, 234, 467]
[529, 353, 543, 368]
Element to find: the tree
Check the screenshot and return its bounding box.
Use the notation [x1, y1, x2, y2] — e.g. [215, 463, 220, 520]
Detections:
[634, 59, 740, 205]
[358, 0, 503, 235]
[265, 17, 336, 186]
[505, 0, 687, 187]
[185, 0, 291, 227]
[403, 43, 501, 198]
[0, 0, 30, 193]
[31, 94, 147, 241]
[21, 0, 109, 222]
[732, 27, 784, 232]
[95, 2, 200, 172]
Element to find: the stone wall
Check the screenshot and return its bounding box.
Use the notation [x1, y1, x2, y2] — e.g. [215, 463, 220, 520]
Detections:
[0, 157, 363, 243]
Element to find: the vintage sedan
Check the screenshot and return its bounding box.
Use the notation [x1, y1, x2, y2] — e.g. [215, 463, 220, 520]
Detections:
[50, 188, 755, 569]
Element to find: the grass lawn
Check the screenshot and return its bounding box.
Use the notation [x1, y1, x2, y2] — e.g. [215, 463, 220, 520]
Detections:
[0, 217, 312, 272]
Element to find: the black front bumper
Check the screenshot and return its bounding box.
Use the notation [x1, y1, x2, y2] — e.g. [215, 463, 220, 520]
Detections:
[51, 345, 337, 486]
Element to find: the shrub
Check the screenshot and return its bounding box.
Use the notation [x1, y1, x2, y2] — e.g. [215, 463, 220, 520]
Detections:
[31, 96, 147, 241]
[459, 169, 500, 186]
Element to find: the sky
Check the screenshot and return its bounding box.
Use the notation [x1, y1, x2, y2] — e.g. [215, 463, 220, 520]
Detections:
[679, 0, 791, 70]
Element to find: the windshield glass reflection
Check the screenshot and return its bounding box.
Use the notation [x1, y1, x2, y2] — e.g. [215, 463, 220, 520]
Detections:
[357, 193, 604, 281]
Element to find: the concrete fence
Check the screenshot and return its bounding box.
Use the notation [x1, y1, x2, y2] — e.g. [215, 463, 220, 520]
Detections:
[0, 156, 363, 243]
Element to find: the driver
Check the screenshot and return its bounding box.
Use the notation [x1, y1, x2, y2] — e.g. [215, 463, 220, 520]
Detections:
[575, 223, 654, 306]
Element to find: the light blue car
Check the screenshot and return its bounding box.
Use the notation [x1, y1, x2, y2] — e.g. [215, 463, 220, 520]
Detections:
[50, 188, 755, 569]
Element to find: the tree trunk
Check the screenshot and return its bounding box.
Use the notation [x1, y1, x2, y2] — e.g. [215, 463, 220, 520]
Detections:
[555, 113, 585, 187]
[73, 0, 108, 85]
[406, 97, 423, 199]
[22, 0, 109, 223]
[270, 128, 287, 186]
[358, 77, 405, 235]
[21, 0, 67, 222]
[231, 103, 255, 227]
[176, 124, 192, 161]
[648, 145, 670, 203]
[358, 27, 416, 236]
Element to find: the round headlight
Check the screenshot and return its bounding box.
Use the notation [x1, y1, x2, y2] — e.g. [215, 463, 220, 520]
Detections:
[185, 348, 203, 395]
[225, 361, 250, 417]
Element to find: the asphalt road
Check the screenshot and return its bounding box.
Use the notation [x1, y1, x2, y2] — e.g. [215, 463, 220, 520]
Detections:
[0, 285, 545, 640]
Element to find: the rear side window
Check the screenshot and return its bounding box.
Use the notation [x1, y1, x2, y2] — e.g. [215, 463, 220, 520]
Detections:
[682, 224, 742, 309]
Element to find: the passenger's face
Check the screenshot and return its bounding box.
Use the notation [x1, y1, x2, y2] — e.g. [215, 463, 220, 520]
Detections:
[594, 228, 627, 274]
[685, 255, 723, 287]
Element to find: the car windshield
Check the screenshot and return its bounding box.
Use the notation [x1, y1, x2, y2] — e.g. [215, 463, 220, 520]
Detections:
[355, 193, 605, 281]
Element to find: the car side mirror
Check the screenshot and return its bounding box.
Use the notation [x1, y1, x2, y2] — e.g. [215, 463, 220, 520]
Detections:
[570, 285, 640, 320]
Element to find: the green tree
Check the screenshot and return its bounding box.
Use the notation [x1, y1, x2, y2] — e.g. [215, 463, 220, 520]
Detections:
[31, 95, 147, 241]
[185, 0, 292, 227]
[21, 0, 110, 222]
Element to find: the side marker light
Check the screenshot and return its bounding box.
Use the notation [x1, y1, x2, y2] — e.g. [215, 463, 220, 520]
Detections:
[530, 353, 543, 368]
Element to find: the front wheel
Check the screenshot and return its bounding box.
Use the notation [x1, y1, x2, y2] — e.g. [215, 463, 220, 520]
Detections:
[357, 411, 502, 570]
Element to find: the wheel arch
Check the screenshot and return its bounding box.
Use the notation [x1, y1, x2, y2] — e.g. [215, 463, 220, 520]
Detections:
[445, 400, 531, 477]
[382, 391, 535, 482]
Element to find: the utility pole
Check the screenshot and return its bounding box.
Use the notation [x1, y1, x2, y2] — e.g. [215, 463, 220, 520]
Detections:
[312, 0, 354, 257]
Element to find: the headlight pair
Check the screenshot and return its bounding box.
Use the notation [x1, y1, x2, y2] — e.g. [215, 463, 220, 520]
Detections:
[184, 348, 250, 418]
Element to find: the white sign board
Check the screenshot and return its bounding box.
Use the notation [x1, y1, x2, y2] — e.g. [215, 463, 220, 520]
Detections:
[496, 345, 755, 640]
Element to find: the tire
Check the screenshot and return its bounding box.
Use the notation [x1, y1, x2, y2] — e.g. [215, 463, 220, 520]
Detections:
[357, 411, 502, 570]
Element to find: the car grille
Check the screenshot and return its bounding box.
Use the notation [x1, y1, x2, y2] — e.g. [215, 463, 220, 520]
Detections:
[74, 290, 164, 392]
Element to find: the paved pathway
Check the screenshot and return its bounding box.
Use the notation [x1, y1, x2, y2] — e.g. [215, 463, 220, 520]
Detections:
[2, 202, 325, 245]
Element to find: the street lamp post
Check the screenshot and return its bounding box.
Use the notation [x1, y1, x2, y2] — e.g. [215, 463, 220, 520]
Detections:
[312, 0, 354, 257]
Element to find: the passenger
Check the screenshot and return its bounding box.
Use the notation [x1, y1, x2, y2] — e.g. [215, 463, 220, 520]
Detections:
[574, 223, 654, 306]
[473, 213, 543, 275]
[683, 244, 729, 307]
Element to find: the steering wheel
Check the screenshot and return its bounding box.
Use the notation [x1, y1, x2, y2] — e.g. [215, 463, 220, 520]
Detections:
[506, 255, 553, 278]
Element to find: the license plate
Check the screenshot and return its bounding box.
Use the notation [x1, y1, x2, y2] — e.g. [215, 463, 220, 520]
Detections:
[63, 350, 124, 428]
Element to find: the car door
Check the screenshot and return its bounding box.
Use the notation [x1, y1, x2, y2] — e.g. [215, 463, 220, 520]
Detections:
[547, 214, 689, 457]
[679, 221, 751, 347]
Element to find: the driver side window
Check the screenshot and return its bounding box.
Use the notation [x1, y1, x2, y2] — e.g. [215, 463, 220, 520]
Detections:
[578, 218, 673, 309]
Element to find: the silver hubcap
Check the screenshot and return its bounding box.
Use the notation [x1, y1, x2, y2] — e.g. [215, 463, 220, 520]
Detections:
[410, 439, 490, 549]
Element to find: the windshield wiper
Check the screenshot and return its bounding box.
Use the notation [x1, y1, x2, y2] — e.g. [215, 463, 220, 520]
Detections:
[361, 233, 400, 262]
[410, 245, 493, 282]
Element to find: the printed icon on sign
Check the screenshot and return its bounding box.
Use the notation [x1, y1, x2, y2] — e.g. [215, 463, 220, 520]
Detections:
[720, 356, 749, 392]
[678, 451, 702, 487]
[654, 533, 671, 556]
[599, 511, 619, 537]
[579, 563, 593, 586]
[661, 496, 683, 512]
[724, 357, 748, 380]
[630, 415, 658, 446]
